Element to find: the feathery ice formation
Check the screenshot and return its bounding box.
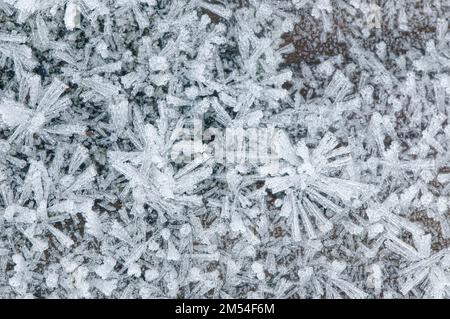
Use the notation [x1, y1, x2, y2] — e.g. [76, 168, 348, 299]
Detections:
[0, 0, 450, 298]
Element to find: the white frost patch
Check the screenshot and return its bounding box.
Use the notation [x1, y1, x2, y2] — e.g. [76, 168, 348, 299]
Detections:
[64, 2, 81, 31]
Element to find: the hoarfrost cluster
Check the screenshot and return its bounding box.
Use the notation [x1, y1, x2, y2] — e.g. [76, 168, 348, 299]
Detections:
[0, 0, 449, 298]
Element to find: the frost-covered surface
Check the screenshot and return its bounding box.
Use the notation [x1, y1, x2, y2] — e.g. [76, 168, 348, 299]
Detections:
[0, 0, 450, 299]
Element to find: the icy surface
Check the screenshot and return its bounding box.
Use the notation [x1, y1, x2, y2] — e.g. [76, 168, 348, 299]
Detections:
[0, 0, 450, 299]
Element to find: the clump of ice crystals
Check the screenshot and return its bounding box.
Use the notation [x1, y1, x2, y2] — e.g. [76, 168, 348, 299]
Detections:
[0, 0, 449, 299]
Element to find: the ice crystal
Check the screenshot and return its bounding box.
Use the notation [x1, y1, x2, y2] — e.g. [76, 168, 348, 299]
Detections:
[0, 0, 449, 299]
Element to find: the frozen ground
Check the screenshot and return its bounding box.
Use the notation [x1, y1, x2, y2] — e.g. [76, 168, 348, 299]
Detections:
[0, 0, 450, 298]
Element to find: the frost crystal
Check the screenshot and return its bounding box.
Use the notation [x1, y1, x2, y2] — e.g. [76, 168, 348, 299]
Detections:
[0, 0, 449, 299]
